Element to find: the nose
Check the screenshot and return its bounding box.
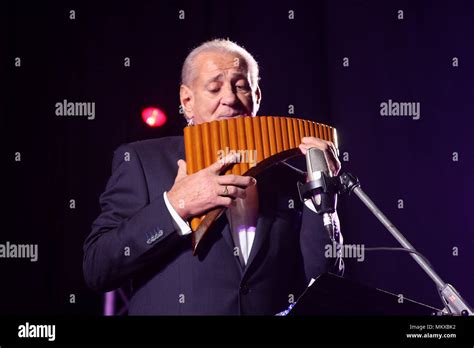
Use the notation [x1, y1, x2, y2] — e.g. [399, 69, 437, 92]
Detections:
[220, 83, 238, 107]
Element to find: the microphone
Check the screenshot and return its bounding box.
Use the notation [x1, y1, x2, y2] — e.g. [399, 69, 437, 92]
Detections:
[299, 147, 344, 275]
[304, 147, 338, 241]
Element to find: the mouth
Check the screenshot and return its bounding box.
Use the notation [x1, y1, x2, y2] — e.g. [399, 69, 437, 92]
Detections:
[218, 113, 247, 119]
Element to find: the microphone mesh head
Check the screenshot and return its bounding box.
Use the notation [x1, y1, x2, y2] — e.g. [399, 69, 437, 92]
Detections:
[306, 147, 330, 180]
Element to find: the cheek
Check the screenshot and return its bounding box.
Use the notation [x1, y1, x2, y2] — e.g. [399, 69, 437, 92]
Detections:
[196, 94, 216, 110]
[195, 94, 221, 117]
[239, 93, 254, 108]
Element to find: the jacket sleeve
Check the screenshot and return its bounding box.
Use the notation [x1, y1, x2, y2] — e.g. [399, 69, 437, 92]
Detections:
[83, 143, 186, 292]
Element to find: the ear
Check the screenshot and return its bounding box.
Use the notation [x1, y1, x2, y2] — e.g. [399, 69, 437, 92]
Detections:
[255, 85, 262, 105]
[252, 85, 262, 115]
[179, 84, 194, 120]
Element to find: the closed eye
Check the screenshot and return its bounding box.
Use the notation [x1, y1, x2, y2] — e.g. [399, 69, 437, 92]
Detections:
[236, 85, 250, 91]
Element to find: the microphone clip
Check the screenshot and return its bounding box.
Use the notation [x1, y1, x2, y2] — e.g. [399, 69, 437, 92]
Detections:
[297, 173, 339, 204]
[297, 171, 362, 204]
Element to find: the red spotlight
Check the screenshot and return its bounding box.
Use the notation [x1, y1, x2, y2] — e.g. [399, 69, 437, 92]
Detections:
[141, 107, 167, 127]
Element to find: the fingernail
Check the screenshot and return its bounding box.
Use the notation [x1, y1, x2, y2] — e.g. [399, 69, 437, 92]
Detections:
[251, 178, 257, 185]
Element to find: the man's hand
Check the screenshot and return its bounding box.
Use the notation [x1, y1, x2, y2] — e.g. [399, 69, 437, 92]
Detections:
[166, 154, 257, 220]
[298, 137, 341, 175]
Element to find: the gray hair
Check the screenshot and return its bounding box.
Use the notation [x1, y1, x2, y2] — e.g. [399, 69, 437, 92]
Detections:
[181, 38, 260, 88]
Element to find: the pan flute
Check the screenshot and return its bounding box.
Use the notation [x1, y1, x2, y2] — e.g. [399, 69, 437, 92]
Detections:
[183, 115, 338, 254]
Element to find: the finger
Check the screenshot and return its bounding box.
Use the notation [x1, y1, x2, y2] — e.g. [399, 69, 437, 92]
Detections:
[301, 136, 314, 143]
[301, 138, 335, 155]
[298, 144, 309, 155]
[175, 159, 187, 180]
[218, 185, 247, 199]
[301, 137, 328, 151]
[216, 196, 235, 208]
[321, 142, 341, 174]
[207, 153, 239, 174]
[217, 174, 256, 187]
[326, 153, 339, 175]
[301, 138, 334, 157]
[327, 141, 340, 157]
[301, 136, 324, 145]
[324, 151, 340, 175]
[299, 144, 340, 175]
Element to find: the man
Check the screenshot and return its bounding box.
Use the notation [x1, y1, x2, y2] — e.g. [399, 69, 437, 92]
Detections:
[83, 39, 341, 315]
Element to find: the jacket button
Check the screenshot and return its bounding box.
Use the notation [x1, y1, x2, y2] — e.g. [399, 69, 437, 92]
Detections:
[240, 284, 250, 295]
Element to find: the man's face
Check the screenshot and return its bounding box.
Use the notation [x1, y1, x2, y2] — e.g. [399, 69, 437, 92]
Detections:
[180, 51, 261, 124]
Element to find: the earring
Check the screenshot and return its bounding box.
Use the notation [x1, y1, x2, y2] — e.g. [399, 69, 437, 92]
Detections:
[187, 118, 195, 126]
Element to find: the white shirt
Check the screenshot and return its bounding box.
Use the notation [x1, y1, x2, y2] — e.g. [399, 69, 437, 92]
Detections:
[163, 188, 258, 267]
[163, 191, 192, 236]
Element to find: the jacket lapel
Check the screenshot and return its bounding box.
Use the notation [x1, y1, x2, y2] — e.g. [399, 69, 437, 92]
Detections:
[242, 213, 275, 278]
[220, 214, 244, 272]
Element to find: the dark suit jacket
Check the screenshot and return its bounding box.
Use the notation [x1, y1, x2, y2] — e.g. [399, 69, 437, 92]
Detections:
[83, 136, 333, 315]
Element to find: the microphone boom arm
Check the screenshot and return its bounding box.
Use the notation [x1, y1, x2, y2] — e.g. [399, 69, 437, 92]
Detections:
[299, 171, 473, 316]
[339, 172, 472, 316]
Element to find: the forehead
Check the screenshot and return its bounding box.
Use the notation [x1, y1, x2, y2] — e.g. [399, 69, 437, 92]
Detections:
[193, 51, 249, 80]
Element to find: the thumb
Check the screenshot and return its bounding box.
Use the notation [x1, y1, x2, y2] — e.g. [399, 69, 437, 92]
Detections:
[298, 144, 308, 155]
[175, 159, 187, 181]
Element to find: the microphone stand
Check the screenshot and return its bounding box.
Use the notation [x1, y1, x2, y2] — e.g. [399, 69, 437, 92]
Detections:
[298, 172, 473, 316]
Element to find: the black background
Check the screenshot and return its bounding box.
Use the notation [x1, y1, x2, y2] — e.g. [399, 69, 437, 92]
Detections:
[4, 0, 474, 319]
